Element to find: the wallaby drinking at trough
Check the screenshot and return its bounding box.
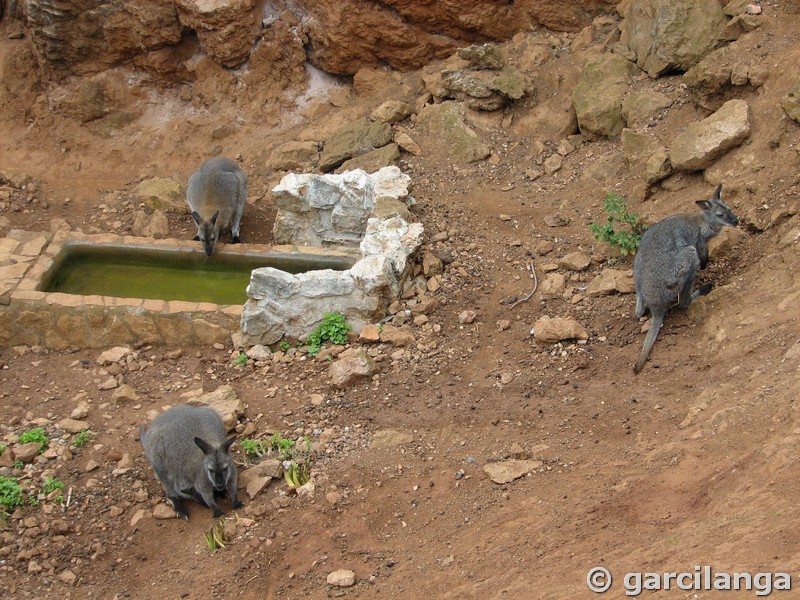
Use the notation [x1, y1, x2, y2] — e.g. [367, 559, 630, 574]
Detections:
[632, 184, 739, 374]
[140, 404, 242, 520]
[186, 157, 247, 256]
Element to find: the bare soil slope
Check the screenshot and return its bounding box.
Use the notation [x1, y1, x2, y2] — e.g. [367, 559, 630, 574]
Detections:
[1, 7, 800, 600]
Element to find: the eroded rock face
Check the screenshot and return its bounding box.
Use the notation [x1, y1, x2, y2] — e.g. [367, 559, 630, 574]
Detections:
[24, 0, 183, 77]
[174, 0, 259, 68]
[16, 0, 621, 95]
[296, 0, 620, 75]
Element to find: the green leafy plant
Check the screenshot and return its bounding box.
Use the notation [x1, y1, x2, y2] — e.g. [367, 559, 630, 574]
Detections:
[72, 430, 94, 448]
[270, 433, 296, 460]
[42, 477, 64, 495]
[13, 460, 23, 470]
[278, 340, 291, 352]
[232, 351, 249, 367]
[239, 437, 271, 458]
[0, 444, 6, 456]
[589, 192, 648, 257]
[19, 427, 48, 454]
[0, 476, 25, 518]
[306, 312, 351, 356]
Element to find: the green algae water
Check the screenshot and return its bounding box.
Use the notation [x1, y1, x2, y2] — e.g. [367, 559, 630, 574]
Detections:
[42, 245, 354, 305]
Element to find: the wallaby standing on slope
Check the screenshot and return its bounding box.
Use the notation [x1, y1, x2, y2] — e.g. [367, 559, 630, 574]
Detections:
[140, 404, 242, 519]
[186, 157, 247, 256]
[632, 184, 739, 374]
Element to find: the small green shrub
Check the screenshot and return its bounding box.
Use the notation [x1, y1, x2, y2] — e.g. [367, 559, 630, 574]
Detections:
[241, 433, 297, 461]
[239, 437, 271, 458]
[306, 312, 351, 356]
[278, 340, 291, 352]
[233, 351, 248, 367]
[589, 193, 648, 257]
[270, 433, 296, 460]
[42, 477, 64, 496]
[72, 430, 94, 448]
[0, 476, 25, 517]
[41, 477, 65, 504]
[19, 427, 48, 454]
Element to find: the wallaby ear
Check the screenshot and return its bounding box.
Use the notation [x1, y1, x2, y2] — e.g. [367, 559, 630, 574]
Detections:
[191, 211, 202, 226]
[210, 210, 220, 226]
[712, 184, 722, 200]
[696, 200, 711, 211]
[222, 435, 237, 452]
[195, 437, 213, 455]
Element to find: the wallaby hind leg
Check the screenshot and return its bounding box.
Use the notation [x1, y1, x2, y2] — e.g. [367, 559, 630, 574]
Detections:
[634, 294, 647, 319]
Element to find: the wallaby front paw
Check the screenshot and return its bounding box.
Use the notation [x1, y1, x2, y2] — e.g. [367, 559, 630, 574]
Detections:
[698, 282, 713, 296]
[232, 500, 244, 509]
[193, 235, 200, 241]
[211, 508, 223, 518]
[231, 236, 241, 244]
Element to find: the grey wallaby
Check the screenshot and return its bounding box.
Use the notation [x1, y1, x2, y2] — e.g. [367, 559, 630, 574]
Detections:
[140, 404, 242, 520]
[632, 184, 739, 374]
[186, 157, 247, 256]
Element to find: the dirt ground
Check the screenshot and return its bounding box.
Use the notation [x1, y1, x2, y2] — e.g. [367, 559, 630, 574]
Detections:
[1, 7, 800, 600]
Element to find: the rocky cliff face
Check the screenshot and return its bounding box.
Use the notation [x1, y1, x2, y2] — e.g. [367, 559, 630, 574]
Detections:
[9, 0, 620, 79]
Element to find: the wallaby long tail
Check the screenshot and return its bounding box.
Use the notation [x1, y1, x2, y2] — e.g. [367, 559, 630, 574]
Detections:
[634, 311, 665, 374]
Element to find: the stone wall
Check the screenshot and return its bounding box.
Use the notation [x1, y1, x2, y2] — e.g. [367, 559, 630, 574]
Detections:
[0, 230, 355, 349]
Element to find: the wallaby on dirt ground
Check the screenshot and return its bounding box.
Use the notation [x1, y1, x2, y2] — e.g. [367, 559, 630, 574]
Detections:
[633, 184, 739, 374]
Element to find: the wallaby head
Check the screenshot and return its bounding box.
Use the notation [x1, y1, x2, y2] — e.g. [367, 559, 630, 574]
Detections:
[696, 184, 739, 232]
[195, 435, 237, 493]
[191, 210, 220, 257]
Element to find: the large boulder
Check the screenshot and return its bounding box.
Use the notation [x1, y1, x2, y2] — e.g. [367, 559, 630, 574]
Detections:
[683, 44, 770, 110]
[572, 54, 637, 138]
[428, 44, 529, 111]
[669, 99, 751, 172]
[619, 0, 727, 77]
[319, 118, 394, 173]
[782, 84, 800, 123]
[414, 102, 490, 163]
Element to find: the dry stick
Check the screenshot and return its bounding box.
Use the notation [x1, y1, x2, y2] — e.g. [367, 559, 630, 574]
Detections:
[508, 261, 538, 309]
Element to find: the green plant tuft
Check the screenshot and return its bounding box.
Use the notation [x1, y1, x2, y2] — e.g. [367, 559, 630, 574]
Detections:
[306, 312, 351, 356]
[42, 477, 64, 496]
[72, 430, 94, 448]
[589, 193, 648, 257]
[239, 437, 271, 458]
[233, 351, 249, 367]
[19, 427, 48, 454]
[278, 340, 291, 352]
[0, 477, 25, 518]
